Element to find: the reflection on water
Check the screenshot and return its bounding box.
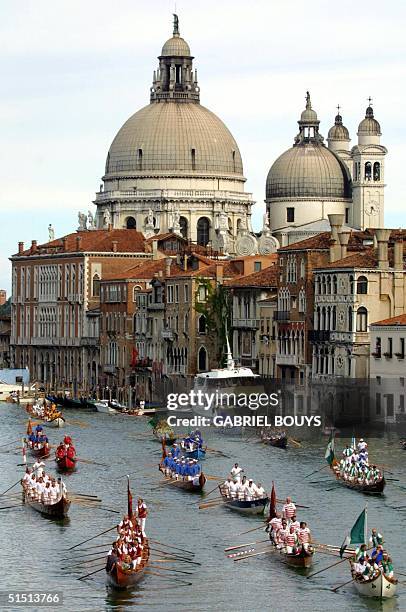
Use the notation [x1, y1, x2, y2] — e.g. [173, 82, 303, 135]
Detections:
[0, 401, 404, 611]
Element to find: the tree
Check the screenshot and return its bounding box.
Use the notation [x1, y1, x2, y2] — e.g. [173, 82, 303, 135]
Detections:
[194, 278, 231, 366]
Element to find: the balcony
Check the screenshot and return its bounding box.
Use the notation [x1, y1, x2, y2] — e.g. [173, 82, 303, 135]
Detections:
[103, 364, 117, 374]
[276, 353, 300, 366]
[308, 330, 331, 342]
[148, 302, 165, 311]
[95, 188, 252, 204]
[80, 336, 99, 346]
[166, 365, 186, 375]
[273, 311, 290, 322]
[232, 318, 260, 329]
[162, 329, 175, 341]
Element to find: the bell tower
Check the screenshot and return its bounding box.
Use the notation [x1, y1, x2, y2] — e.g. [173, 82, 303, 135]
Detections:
[351, 100, 387, 230]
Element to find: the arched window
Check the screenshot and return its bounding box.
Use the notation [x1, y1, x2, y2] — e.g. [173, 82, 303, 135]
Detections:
[179, 216, 188, 238]
[356, 307, 368, 332]
[349, 275, 354, 295]
[357, 276, 368, 295]
[92, 274, 100, 297]
[198, 346, 207, 372]
[126, 216, 137, 229]
[137, 149, 143, 171]
[332, 275, 337, 295]
[373, 162, 380, 181]
[198, 315, 207, 334]
[197, 217, 210, 246]
[364, 162, 372, 181]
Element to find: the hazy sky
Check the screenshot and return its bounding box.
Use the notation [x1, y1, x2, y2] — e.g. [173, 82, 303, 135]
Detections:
[1, 0, 405, 291]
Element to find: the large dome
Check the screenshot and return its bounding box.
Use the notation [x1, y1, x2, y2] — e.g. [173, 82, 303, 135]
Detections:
[266, 143, 351, 200]
[105, 102, 244, 177]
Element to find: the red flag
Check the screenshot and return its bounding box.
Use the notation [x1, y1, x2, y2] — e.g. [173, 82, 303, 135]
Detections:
[130, 347, 139, 367]
[269, 481, 277, 520]
[127, 476, 133, 519]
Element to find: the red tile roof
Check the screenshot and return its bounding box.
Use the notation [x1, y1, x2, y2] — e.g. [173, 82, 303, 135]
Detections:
[279, 229, 406, 253]
[371, 313, 406, 326]
[225, 264, 278, 288]
[318, 245, 406, 270]
[16, 229, 148, 256]
[101, 258, 184, 281]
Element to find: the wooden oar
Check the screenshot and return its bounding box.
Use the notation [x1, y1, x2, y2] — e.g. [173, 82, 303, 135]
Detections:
[149, 539, 195, 556]
[332, 577, 355, 592]
[61, 549, 109, 561]
[225, 539, 270, 552]
[206, 474, 224, 480]
[69, 525, 117, 550]
[199, 501, 226, 510]
[234, 523, 267, 537]
[288, 438, 302, 447]
[0, 504, 24, 511]
[0, 439, 20, 448]
[76, 457, 108, 467]
[234, 548, 273, 562]
[78, 566, 106, 580]
[307, 556, 352, 578]
[304, 465, 329, 479]
[0, 479, 22, 496]
[150, 548, 200, 564]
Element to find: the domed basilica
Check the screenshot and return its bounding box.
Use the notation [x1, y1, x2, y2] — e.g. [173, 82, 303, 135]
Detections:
[94, 16, 273, 256]
[266, 93, 387, 246]
[93, 16, 387, 253]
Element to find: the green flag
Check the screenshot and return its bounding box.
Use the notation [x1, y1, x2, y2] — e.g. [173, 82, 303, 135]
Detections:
[324, 432, 335, 465]
[340, 507, 367, 557]
[350, 508, 367, 544]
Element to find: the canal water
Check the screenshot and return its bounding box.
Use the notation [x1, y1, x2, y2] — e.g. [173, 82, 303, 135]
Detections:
[0, 402, 405, 611]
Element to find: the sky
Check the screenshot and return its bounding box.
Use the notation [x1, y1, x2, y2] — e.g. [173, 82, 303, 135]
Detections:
[1, 0, 405, 292]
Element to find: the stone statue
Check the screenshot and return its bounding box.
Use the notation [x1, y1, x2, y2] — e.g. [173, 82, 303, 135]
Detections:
[87, 210, 96, 230]
[48, 224, 55, 241]
[173, 13, 179, 35]
[147, 209, 154, 227]
[103, 208, 111, 228]
[78, 211, 87, 231]
[218, 210, 229, 231]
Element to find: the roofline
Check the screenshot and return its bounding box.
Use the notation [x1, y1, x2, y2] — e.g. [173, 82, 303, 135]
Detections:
[10, 251, 150, 261]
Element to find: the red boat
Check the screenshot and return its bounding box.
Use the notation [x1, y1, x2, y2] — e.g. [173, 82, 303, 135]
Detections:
[106, 540, 150, 589]
[27, 440, 51, 459]
[55, 439, 77, 472]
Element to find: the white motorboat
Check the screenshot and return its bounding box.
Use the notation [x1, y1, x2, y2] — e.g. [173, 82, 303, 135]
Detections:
[94, 400, 118, 414]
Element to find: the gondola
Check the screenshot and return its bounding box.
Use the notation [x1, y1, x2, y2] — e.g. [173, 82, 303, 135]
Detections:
[350, 562, 397, 598]
[106, 540, 150, 589]
[184, 446, 206, 460]
[22, 486, 71, 518]
[280, 545, 314, 568]
[218, 487, 269, 515]
[262, 435, 288, 449]
[158, 465, 206, 492]
[26, 440, 51, 459]
[55, 454, 77, 473]
[330, 462, 386, 494]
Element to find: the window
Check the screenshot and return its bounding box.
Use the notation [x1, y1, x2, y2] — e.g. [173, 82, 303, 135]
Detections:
[167, 286, 174, 303]
[373, 162, 380, 181]
[198, 315, 207, 334]
[197, 217, 210, 246]
[384, 337, 393, 358]
[287, 207, 295, 223]
[397, 338, 405, 359]
[365, 161, 372, 181]
[198, 346, 207, 372]
[184, 285, 189, 302]
[175, 285, 179, 303]
[373, 337, 381, 358]
[345, 208, 349, 224]
[357, 276, 368, 295]
[386, 394, 394, 417]
[356, 307, 368, 332]
[197, 285, 207, 302]
[375, 393, 381, 415]
[232, 150, 236, 172]
[137, 149, 143, 170]
[332, 275, 337, 295]
[191, 148, 196, 170]
[92, 274, 100, 297]
[126, 216, 137, 229]
[254, 262, 262, 272]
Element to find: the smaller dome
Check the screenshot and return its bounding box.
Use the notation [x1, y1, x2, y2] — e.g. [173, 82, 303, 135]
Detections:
[301, 107, 318, 123]
[328, 113, 350, 141]
[358, 105, 381, 135]
[161, 35, 191, 57]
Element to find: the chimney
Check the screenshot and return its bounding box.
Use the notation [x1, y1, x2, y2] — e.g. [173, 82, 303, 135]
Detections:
[31, 240, 38, 254]
[108, 223, 113, 232]
[158, 270, 163, 278]
[62, 237, 68, 252]
[152, 240, 158, 261]
[76, 236, 82, 251]
[328, 214, 344, 262]
[394, 233, 403, 270]
[18, 241, 24, 255]
[111, 240, 118, 253]
[216, 264, 224, 284]
[165, 257, 172, 277]
[183, 255, 188, 271]
[375, 228, 391, 270]
[338, 231, 351, 259]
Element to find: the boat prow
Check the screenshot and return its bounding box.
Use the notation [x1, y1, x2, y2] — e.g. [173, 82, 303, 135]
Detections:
[351, 566, 397, 599]
[106, 540, 150, 589]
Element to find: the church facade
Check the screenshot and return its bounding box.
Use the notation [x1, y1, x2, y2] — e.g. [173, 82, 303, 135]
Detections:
[266, 94, 387, 246]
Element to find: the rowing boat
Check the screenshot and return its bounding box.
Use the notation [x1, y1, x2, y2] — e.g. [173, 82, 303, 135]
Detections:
[184, 446, 206, 460]
[27, 440, 51, 459]
[262, 434, 288, 449]
[330, 463, 386, 494]
[22, 486, 71, 518]
[281, 545, 314, 568]
[350, 562, 397, 598]
[158, 465, 206, 492]
[55, 454, 77, 473]
[106, 540, 150, 589]
[218, 486, 269, 515]
[42, 416, 65, 428]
